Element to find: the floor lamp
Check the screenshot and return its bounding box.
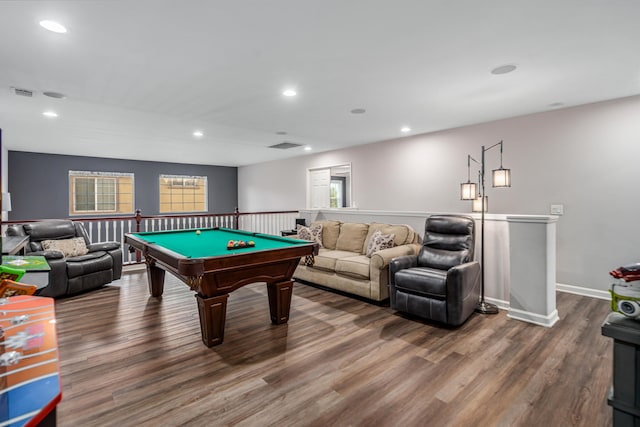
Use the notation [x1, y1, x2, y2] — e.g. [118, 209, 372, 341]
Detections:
[460, 141, 511, 314]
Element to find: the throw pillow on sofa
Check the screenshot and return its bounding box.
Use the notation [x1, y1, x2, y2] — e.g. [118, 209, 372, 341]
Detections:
[362, 223, 414, 253]
[297, 223, 323, 247]
[365, 230, 396, 257]
[41, 237, 89, 258]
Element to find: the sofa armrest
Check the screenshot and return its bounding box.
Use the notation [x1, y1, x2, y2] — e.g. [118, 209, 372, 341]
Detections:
[370, 244, 420, 271]
[88, 242, 121, 252]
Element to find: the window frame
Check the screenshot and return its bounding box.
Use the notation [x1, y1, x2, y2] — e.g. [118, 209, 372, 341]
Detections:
[158, 174, 208, 214]
[69, 170, 135, 216]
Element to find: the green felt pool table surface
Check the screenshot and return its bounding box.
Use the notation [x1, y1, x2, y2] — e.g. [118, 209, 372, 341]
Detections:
[129, 227, 308, 258]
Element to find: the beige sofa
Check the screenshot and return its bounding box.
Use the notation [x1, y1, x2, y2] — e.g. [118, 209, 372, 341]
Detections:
[293, 221, 420, 302]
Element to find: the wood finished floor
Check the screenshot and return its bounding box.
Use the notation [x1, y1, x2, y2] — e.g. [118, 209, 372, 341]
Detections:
[54, 271, 613, 427]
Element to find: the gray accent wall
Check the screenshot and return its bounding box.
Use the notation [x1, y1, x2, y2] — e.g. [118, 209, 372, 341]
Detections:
[8, 151, 237, 220]
[238, 95, 640, 294]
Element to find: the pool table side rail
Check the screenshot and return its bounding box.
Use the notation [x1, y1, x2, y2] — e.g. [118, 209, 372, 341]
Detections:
[127, 227, 309, 245]
[124, 232, 319, 277]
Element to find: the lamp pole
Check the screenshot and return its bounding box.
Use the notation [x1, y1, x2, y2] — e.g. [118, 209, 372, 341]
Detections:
[476, 145, 499, 314]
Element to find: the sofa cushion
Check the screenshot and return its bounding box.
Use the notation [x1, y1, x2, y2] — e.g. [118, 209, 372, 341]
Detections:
[309, 249, 359, 272]
[42, 237, 89, 258]
[311, 220, 341, 250]
[297, 224, 323, 247]
[362, 223, 414, 253]
[335, 223, 369, 253]
[394, 267, 447, 299]
[335, 255, 370, 280]
[365, 230, 396, 257]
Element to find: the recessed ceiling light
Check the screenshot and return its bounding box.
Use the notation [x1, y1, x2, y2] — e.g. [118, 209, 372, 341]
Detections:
[39, 20, 67, 34]
[401, 126, 411, 133]
[304, 146, 312, 151]
[491, 64, 517, 75]
[282, 89, 297, 97]
[43, 111, 58, 117]
[350, 108, 366, 114]
[193, 130, 204, 137]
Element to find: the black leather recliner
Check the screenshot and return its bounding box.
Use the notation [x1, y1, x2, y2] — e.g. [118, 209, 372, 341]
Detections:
[6, 220, 123, 297]
[389, 215, 480, 326]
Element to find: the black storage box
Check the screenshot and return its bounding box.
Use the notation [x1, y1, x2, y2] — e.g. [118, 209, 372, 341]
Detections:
[602, 312, 640, 426]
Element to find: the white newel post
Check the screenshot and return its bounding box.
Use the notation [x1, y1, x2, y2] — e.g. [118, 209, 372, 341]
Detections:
[506, 215, 560, 327]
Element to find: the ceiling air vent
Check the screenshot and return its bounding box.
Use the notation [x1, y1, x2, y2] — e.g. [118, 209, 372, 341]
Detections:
[269, 142, 302, 150]
[11, 87, 35, 97]
[43, 91, 66, 99]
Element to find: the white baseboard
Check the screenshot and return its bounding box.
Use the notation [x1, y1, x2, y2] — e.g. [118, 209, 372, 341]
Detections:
[479, 284, 610, 328]
[556, 282, 611, 300]
[507, 307, 560, 328]
[483, 288, 611, 328]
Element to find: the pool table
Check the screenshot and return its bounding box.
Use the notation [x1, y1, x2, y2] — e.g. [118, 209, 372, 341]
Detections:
[124, 227, 318, 347]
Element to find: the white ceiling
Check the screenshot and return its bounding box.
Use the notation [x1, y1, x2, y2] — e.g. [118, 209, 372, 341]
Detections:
[1, 1, 639, 167]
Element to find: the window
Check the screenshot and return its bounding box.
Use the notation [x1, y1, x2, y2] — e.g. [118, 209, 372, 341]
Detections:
[69, 171, 134, 215]
[159, 174, 207, 213]
[308, 164, 352, 209]
[330, 177, 346, 208]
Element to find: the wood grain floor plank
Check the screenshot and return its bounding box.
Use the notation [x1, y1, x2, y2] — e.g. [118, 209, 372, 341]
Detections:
[52, 271, 615, 426]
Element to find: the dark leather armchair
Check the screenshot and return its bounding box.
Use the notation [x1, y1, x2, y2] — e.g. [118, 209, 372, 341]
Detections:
[6, 220, 123, 297]
[389, 215, 480, 326]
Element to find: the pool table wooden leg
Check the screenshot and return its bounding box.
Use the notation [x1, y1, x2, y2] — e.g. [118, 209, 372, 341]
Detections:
[196, 294, 229, 347]
[267, 280, 294, 324]
[145, 259, 165, 297]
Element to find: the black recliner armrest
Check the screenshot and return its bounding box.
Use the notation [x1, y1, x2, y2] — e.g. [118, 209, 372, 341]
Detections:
[390, 255, 418, 278]
[446, 261, 480, 294]
[28, 250, 65, 260]
[24, 254, 69, 298]
[87, 242, 121, 252]
[445, 261, 481, 325]
[389, 255, 419, 309]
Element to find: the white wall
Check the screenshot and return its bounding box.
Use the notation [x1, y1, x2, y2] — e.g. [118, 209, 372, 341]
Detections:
[238, 95, 640, 292]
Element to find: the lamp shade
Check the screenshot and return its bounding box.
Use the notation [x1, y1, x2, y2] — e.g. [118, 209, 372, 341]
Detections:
[1, 192, 11, 212]
[460, 182, 477, 200]
[472, 196, 488, 213]
[492, 168, 511, 187]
